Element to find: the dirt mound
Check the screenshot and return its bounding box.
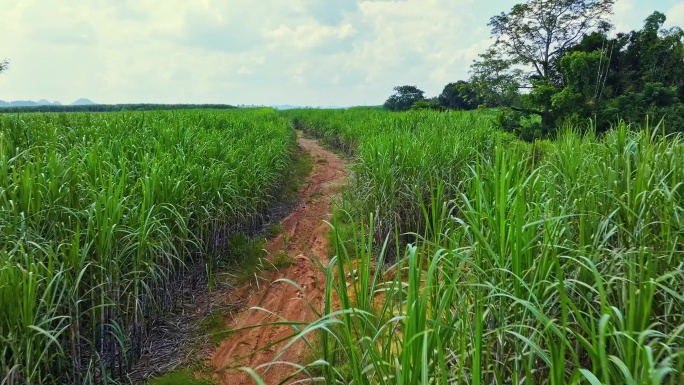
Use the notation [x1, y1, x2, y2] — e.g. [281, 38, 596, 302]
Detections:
[210, 134, 346, 384]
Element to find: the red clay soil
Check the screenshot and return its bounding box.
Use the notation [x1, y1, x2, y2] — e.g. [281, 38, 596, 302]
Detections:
[210, 133, 347, 385]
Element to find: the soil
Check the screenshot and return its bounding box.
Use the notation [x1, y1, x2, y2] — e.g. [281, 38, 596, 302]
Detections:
[209, 132, 347, 385]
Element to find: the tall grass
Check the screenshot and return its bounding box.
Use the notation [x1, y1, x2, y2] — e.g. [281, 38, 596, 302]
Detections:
[256, 111, 684, 384]
[288, 108, 512, 258]
[0, 109, 296, 383]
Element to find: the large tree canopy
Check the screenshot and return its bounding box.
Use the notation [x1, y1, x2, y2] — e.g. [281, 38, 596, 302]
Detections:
[490, 9, 684, 139]
[472, 0, 616, 133]
[489, 0, 615, 84]
[622, 12, 684, 98]
[471, 0, 677, 139]
[551, 12, 684, 129]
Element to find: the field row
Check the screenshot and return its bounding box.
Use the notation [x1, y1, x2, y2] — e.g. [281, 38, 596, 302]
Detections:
[280, 109, 684, 385]
[3, 107, 684, 384]
[0, 109, 296, 384]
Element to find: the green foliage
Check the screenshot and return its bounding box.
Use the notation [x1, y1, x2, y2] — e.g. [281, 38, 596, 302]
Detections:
[526, 80, 559, 112]
[0, 109, 296, 384]
[266, 223, 283, 239]
[410, 99, 445, 111]
[383, 85, 426, 111]
[605, 83, 684, 132]
[493, 108, 547, 142]
[437, 81, 479, 110]
[624, 12, 684, 94]
[485, 6, 684, 139]
[273, 251, 296, 269]
[559, 51, 607, 98]
[555, 13, 684, 133]
[147, 370, 216, 385]
[199, 310, 235, 347]
[283, 145, 313, 198]
[469, 48, 523, 107]
[551, 50, 609, 126]
[228, 234, 269, 285]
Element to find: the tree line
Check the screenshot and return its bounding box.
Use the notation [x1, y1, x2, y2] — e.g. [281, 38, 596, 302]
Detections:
[0, 104, 237, 114]
[384, 0, 684, 139]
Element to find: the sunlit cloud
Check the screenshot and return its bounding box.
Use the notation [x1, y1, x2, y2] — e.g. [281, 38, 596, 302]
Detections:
[0, 0, 679, 106]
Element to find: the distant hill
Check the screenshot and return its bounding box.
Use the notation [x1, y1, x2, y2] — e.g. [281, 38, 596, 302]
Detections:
[0, 99, 62, 107]
[0, 98, 98, 107]
[37, 99, 62, 106]
[271, 104, 302, 110]
[1, 100, 38, 107]
[0, 103, 237, 114]
[71, 98, 95, 106]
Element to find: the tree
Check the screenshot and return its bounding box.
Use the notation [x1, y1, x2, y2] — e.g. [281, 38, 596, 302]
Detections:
[551, 50, 610, 124]
[488, 0, 615, 84]
[621, 12, 684, 100]
[0, 59, 8, 75]
[469, 48, 523, 107]
[554, 31, 628, 96]
[476, 3, 684, 138]
[596, 12, 684, 132]
[410, 98, 445, 112]
[483, 0, 615, 131]
[437, 81, 479, 110]
[383, 85, 425, 111]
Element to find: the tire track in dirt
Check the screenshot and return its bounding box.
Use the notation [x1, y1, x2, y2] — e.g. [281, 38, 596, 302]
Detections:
[210, 132, 346, 384]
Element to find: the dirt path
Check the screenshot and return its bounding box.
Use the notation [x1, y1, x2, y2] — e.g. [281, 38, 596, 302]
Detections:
[210, 132, 346, 384]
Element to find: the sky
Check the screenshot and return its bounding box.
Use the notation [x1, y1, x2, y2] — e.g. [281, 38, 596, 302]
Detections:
[1, 0, 683, 107]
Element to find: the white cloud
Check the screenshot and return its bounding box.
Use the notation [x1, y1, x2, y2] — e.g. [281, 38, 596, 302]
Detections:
[612, 0, 637, 32]
[267, 21, 358, 51]
[326, 0, 483, 97]
[612, 0, 684, 34]
[666, 3, 684, 30]
[8, 0, 675, 106]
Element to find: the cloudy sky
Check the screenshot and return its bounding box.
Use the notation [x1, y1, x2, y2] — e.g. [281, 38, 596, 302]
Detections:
[1, 0, 682, 106]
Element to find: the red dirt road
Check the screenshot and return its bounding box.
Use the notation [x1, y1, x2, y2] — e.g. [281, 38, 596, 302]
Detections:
[210, 133, 346, 384]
